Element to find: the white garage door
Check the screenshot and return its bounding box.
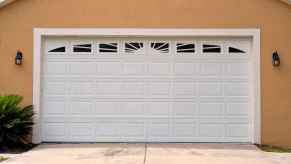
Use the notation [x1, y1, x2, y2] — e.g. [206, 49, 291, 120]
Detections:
[41, 37, 252, 142]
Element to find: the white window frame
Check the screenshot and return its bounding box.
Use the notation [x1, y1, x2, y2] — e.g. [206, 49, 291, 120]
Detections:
[33, 28, 261, 144]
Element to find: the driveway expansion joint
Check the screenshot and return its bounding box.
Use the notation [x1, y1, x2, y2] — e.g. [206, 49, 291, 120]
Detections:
[143, 143, 147, 164]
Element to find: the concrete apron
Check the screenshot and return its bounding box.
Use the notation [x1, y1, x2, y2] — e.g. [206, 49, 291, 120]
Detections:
[2, 143, 291, 164]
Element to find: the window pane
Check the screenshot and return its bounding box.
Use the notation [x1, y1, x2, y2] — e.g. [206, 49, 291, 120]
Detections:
[99, 43, 118, 53]
[125, 42, 144, 53]
[203, 44, 221, 53]
[48, 46, 66, 53]
[73, 44, 92, 53]
[229, 47, 245, 53]
[177, 43, 195, 53]
[151, 42, 169, 53]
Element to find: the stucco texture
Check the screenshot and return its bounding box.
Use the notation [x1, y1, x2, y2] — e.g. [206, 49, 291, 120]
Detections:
[0, 0, 290, 148]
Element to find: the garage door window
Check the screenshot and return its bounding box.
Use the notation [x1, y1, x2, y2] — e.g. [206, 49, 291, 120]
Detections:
[228, 47, 246, 53]
[99, 43, 118, 53]
[150, 42, 169, 53]
[73, 44, 92, 53]
[202, 44, 221, 53]
[48, 46, 66, 53]
[125, 42, 144, 53]
[176, 43, 195, 53]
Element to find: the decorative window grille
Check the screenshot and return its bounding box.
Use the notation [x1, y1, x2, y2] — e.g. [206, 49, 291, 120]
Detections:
[99, 43, 118, 53]
[150, 42, 169, 53]
[176, 43, 195, 53]
[203, 44, 221, 53]
[228, 47, 246, 53]
[48, 46, 66, 53]
[125, 42, 144, 53]
[73, 44, 92, 53]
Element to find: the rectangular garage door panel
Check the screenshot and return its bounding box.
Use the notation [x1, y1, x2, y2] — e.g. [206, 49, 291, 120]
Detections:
[174, 63, 197, 75]
[43, 99, 66, 115]
[120, 102, 145, 115]
[172, 102, 197, 117]
[70, 101, 93, 114]
[173, 119, 197, 137]
[123, 63, 146, 75]
[69, 62, 97, 75]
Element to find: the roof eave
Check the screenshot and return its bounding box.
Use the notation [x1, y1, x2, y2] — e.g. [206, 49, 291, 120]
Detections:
[0, 0, 17, 8]
[280, 0, 291, 5]
[0, 0, 290, 9]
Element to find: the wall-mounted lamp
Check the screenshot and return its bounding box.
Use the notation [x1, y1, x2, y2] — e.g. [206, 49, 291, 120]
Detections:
[272, 51, 280, 67]
[15, 51, 23, 65]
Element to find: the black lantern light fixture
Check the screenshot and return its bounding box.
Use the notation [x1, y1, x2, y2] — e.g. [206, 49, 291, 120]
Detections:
[272, 51, 280, 67]
[15, 51, 23, 65]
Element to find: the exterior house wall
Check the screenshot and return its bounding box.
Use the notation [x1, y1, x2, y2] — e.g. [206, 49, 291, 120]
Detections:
[0, 0, 290, 147]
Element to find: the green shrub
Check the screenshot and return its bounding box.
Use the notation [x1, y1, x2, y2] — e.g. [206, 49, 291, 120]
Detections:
[256, 144, 291, 153]
[0, 156, 8, 162]
[0, 95, 33, 148]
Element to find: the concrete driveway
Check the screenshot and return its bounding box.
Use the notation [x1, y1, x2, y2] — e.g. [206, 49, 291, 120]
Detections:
[2, 144, 291, 164]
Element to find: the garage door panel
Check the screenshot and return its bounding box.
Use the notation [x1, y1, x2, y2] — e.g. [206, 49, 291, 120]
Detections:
[95, 120, 120, 137]
[148, 119, 170, 138]
[147, 102, 171, 116]
[198, 83, 223, 97]
[97, 62, 123, 75]
[149, 82, 171, 98]
[43, 62, 68, 74]
[41, 37, 252, 142]
[95, 102, 120, 115]
[45, 38, 69, 55]
[226, 103, 249, 116]
[122, 82, 145, 96]
[173, 82, 196, 98]
[119, 119, 145, 137]
[96, 82, 122, 96]
[70, 124, 95, 139]
[225, 40, 251, 55]
[224, 96, 248, 102]
[149, 63, 171, 75]
[43, 99, 66, 115]
[172, 119, 197, 137]
[70, 101, 94, 114]
[43, 116, 99, 124]
[224, 82, 248, 97]
[43, 116, 68, 123]
[120, 102, 145, 115]
[226, 124, 250, 138]
[225, 62, 248, 76]
[199, 97, 225, 102]
[119, 125, 145, 137]
[172, 102, 197, 117]
[174, 63, 197, 75]
[198, 103, 224, 116]
[198, 123, 225, 138]
[70, 81, 94, 95]
[43, 82, 66, 95]
[199, 63, 223, 76]
[123, 62, 146, 75]
[42, 123, 68, 141]
[68, 62, 97, 75]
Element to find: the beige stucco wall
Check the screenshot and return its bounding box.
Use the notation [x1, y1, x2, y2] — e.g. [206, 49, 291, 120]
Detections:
[0, 0, 290, 148]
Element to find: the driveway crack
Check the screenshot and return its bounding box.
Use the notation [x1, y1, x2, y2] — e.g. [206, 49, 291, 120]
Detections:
[143, 143, 147, 164]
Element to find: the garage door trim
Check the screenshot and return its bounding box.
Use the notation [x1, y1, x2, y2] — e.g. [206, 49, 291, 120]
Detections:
[33, 28, 261, 144]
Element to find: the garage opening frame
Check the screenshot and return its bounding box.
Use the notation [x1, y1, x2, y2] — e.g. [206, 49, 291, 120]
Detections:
[33, 28, 261, 144]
